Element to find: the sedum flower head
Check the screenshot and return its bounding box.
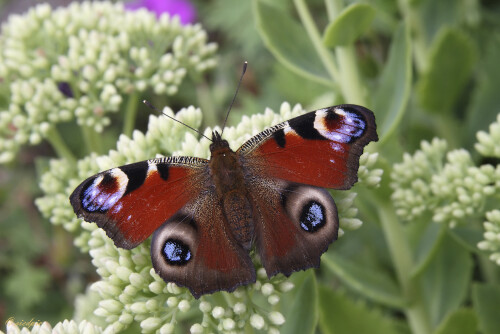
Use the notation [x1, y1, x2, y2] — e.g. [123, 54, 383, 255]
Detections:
[475, 113, 500, 158]
[391, 136, 500, 227]
[478, 210, 500, 265]
[0, 1, 216, 163]
[5, 319, 103, 334]
[35, 102, 379, 332]
[391, 138, 448, 221]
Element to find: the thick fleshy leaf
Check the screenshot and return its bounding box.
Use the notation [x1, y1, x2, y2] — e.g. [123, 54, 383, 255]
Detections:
[373, 22, 412, 145]
[448, 225, 485, 253]
[417, 27, 476, 114]
[281, 271, 318, 334]
[323, 4, 376, 47]
[318, 285, 399, 334]
[472, 283, 500, 334]
[418, 0, 480, 42]
[253, 0, 329, 85]
[434, 308, 478, 334]
[421, 233, 473, 327]
[411, 223, 446, 277]
[465, 34, 500, 145]
[323, 253, 405, 308]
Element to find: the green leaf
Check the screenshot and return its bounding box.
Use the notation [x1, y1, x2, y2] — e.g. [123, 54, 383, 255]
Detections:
[373, 22, 412, 145]
[318, 285, 399, 334]
[448, 225, 485, 253]
[411, 223, 446, 278]
[472, 283, 500, 334]
[464, 34, 500, 146]
[417, 27, 476, 113]
[323, 4, 376, 47]
[418, 0, 480, 42]
[421, 233, 473, 327]
[253, 0, 330, 85]
[322, 253, 406, 308]
[281, 271, 318, 334]
[433, 308, 478, 334]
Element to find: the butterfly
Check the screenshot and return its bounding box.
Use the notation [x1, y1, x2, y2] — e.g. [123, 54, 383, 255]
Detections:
[70, 104, 377, 298]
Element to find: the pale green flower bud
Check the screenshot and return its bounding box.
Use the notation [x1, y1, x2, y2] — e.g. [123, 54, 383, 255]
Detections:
[250, 314, 265, 330]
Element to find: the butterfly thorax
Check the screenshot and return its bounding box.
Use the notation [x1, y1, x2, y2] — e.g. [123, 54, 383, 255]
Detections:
[209, 132, 254, 250]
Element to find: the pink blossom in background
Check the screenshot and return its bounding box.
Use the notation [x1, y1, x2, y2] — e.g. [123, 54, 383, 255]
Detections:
[125, 0, 196, 24]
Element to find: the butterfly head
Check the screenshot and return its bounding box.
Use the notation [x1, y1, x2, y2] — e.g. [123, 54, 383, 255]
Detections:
[210, 130, 231, 153]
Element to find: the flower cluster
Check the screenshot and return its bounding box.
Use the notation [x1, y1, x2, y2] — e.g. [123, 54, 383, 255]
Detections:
[5, 320, 103, 334]
[478, 210, 500, 265]
[0, 1, 216, 163]
[476, 113, 500, 158]
[391, 138, 448, 221]
[34, 102, 381, 332]
[391, 136, 500, 227]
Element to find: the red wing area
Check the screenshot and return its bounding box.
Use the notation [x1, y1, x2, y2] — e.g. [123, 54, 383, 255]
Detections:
[150, 188, 256, 298]
[248, 179, 339, 277]
[238, 105, 378, 190]
[70, 157, 210, 249]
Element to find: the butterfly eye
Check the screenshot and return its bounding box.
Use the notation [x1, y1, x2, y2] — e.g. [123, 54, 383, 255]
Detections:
[150, 214, 198, 279]
[162, 239, 192, 265]
[299, 201, 326, 232]
[282, 184, 338, 237]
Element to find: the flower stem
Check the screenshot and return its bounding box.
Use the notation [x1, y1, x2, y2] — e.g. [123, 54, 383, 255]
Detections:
[46, 127, 76, 164]
[293, 0, 340, 81]
[377, 200, 432, 334]
[295, 0, 367, 105]
[123, 91, 140, 137]
[398, 0, 428, 72]
[335, 47, 368, 104]
[81, 125, 101, 154]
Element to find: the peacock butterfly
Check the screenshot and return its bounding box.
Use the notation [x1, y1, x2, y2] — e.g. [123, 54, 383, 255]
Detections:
[70, 101, 377, 299]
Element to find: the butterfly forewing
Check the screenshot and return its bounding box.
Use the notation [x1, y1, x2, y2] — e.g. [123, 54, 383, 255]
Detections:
[70, 157, 209, 249]
[238, 104, 378, 190]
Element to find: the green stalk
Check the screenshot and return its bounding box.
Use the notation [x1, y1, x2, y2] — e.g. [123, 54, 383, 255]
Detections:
[123, 91, 140, 137]
[46, 127, 76, 164]
[335, 47, 368, 104]
[378, 200, 432, 334]
[324, 0, 342, 18]
[293, 0, 340, 81]
[296, 0, 367, 105]
[398, 0, 428, 72]
[81, 125, 101, 154]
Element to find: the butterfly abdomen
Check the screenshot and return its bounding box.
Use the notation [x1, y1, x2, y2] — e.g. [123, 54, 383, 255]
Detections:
[223, 191, 254, 250]
[209, 138, 255, 250]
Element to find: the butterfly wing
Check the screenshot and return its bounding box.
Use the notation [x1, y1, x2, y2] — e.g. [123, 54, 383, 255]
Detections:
[238, 104, 378, 189]
[248, 179, 339, 277]
[150, 187, 256, 298]
[70, 156, 210, 249]
[238, 104, 377, 276]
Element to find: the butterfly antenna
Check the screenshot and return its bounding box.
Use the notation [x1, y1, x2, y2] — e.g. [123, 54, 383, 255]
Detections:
[143, 100, 212, 141]
[221, 61, 247, 137]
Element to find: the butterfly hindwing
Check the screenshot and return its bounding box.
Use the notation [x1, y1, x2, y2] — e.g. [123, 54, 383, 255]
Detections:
[70, 157, 209, 249]
[238, 104, 378, 190]
[150, 188, 256, 298]
[247, 178, 339, 277]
